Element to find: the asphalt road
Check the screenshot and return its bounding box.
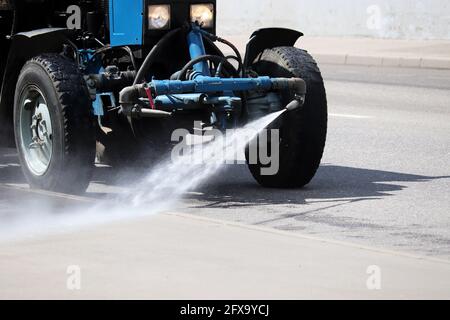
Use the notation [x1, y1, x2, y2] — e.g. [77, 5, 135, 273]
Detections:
[179, 65, 450, 259]
[1, 65, 450, 260]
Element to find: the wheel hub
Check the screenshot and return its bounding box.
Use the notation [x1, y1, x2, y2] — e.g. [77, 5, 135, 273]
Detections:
[19, 87, 53, 176]
[29, 111, 51, 148]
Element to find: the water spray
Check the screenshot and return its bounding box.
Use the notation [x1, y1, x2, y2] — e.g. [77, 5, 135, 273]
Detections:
[0, 109, 288, 241]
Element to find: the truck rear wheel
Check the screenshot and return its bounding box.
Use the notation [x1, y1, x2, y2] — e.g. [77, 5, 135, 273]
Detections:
[247, 47, 328, 188]
[14, 54, 95, 194]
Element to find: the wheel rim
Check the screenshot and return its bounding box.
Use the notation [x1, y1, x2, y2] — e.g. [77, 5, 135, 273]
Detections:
[18, 86, 53, 176]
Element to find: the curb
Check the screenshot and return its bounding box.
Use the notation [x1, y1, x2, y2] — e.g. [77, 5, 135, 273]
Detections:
[313, 54, 450, 70]
[227, 47, 450, 70]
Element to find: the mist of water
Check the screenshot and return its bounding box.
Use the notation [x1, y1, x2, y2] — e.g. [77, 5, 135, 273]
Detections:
[0, 110, 285, 241]
[128, 109, 285, 208]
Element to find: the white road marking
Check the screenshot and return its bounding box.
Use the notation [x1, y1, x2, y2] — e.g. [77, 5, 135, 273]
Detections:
[329, 113, 373, 119]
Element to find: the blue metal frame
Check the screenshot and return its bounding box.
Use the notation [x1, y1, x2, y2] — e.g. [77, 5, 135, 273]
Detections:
[80, 49, 106, 116]
[109, 0, 144, 47]
[187, 26, 211, 76]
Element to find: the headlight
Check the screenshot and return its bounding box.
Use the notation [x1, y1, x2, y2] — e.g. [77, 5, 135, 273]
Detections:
[190, 4, 214, 28]
[148, 5, 171, 30]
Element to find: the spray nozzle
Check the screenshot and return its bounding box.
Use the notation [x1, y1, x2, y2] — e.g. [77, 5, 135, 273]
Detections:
[285, 94, 305, 112]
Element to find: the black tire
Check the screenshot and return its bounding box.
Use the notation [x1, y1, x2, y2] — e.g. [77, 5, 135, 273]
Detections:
[14, 54, 95, 194]
[247, 47, 328, 188]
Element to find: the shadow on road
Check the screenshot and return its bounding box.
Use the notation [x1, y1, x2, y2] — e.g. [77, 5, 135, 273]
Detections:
[182, 165, 449, 235]
[0, 148, 26, 184]
[183, 164, 449, 209]
[1, 148, 448, 208]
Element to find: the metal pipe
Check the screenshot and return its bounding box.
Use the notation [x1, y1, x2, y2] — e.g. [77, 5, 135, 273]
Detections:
[153, 93, 208, 111]
[149, 76, 306, 96]
[119, 84, 146, 106]
[151, 76, 274, 96]
[187, 28, 210, 76]
[120, 76, 306, 116]
[120, 76, 305, 105]
[138, 108, 172, 118]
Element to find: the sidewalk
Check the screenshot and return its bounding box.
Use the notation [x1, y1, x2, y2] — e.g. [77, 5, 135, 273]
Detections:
[224, 35, 450, 69]
[0, 185, 449, 299]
